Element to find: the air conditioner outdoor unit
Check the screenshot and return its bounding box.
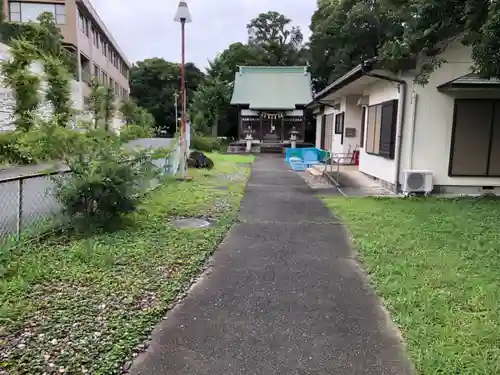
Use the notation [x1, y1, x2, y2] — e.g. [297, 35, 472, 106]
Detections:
[402, 170, 433, 196]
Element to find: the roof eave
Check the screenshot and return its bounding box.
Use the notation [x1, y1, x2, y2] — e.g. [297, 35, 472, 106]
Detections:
[313, 59, 378, 101]
[437, 82, 500, 90]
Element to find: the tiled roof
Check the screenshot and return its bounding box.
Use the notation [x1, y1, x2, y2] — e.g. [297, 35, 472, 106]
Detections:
[230, 66, 313, 110]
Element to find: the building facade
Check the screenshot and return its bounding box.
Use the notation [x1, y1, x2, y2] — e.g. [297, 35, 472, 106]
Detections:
[3, 0, 130, 100]
[309, 38, 500, 194]
[230, 66, 313, 146]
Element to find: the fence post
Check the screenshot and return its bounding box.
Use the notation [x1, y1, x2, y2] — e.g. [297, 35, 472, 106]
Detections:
[16, 178, 23, 240]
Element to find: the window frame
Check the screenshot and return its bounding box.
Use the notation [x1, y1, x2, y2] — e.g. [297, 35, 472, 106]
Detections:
[334, 112, 344, 134]
[335, 112, 345, 145]
[9, 1, 65, 25]
[360, 106, 366, 148]
[365, 99, 398, 159]
[93, 64, 99, 80]
[448, 99, 500, 177]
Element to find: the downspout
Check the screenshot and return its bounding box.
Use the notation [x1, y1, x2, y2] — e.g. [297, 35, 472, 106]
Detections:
[365, 73, 407, 193]
[408, 92, 418, 170]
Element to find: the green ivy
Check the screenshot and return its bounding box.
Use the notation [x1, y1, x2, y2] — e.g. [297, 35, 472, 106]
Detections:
[85, 80, 116, 130]
[0, 13, 73, 130]
[1, 39, 41, 131]
[43, 54, 72, 127]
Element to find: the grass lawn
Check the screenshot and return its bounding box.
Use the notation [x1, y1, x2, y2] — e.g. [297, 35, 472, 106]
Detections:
[0, 153, 254, 374]
[322, 196, 500, 375]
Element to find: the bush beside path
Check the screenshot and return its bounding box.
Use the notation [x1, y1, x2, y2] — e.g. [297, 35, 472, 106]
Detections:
[0, 153, 254, 374]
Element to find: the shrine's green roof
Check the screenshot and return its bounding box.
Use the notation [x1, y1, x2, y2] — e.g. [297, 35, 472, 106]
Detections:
[230, 66, 313, 110]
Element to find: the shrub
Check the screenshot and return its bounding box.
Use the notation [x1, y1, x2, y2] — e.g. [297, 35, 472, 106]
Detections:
[55, 144, 159, 228]
[191, 136, 221, 152]
[0, 131, 31, 165]
[120, 124, 154, 142]
[0, 121, 125, 166]
[14, 122, 86, 162]
[191, 136, 229, 153]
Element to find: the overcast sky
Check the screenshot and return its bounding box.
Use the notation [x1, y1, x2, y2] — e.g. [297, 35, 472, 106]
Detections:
[91, 0, 317, 69]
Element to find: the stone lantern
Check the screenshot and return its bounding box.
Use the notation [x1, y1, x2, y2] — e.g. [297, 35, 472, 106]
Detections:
[243, 124, 254, 153]
[290, 126, 300, 148]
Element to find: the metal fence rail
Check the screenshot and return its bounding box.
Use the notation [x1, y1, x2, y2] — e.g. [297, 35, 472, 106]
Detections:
[0, 138, 181, 246]
[0, 170, 69, 243]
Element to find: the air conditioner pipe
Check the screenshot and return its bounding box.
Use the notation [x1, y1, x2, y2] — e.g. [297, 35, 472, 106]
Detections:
[408, 92, 418, 170]
[365, 72, 407, 194]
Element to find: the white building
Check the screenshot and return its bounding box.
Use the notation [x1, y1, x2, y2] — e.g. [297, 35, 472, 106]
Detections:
[309, 38, 500, 194]
[0, 42, 124, 133]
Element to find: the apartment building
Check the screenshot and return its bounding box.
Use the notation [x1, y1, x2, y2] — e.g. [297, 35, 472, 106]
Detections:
[4, 0, 130, 101]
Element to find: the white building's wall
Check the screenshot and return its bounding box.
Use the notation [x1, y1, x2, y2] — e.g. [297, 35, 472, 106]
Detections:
[315, 112, 322, 148]
[359, 80, 401, 184]
[406, 39, 500, 188]
[323, 105, 337, 152]
[330, 98, 343, 154]
[343, 95, 363, 154]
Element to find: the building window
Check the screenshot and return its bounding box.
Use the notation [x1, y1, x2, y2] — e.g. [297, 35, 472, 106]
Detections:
[335, 112, 345, 145]
[86, 20, 90, 37]
[334, 112, 344, 134]
[324, 113, 334, 151]
[102, 71, 107, 85]
[9, 2, 20, 21]
[115, 82, 119, 95]
[360, 106, 366, 148]
[91, 26, 99, 47]
[9, 2, 66, 24]
[78, 11, 84, 33]
[100, 36, 106, 54]
[365, 99, 398, 159]
[449, 99, 500, 176]
[93, 64, 99, 80]
[55, 4, 64, 24]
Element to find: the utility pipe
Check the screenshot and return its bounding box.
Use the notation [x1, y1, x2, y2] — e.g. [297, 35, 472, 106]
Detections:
[407, 92, 418, 170]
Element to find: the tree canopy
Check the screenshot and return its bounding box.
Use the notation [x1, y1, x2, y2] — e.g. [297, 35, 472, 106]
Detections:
[247, 11, 309, 66]
[309, 0, 403, 91]
[309, 0, 500, 91]
[129, 58, 204, 135]
[207, 42, 263, 83]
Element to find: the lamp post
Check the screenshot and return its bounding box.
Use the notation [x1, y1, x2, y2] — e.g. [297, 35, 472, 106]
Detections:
[174, 1, 192, 179]
[174, 91, 179, 134]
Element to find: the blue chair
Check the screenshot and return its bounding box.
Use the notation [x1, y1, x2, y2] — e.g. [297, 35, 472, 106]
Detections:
[302, 149, 322, 167]
[288, 156, 306, 171]
[285, 148, 301, 163]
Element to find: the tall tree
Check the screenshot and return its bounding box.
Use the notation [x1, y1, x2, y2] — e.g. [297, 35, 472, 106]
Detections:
[378, 0, 500, 84]
[190, 77, 232, 135]
[207, 42, 262, 82]
[309, 0, 403, 92]
[310, 0, 500, 87]
[130, 58, 204, 135]
[247, 11, 308, 66]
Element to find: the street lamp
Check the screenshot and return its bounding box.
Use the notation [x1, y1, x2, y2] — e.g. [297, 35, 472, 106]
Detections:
[174, 1, 192, 179]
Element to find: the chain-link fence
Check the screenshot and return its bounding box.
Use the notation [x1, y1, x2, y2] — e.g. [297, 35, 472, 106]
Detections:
[0, 138, 181, 247]
[0, 170, 69, 246]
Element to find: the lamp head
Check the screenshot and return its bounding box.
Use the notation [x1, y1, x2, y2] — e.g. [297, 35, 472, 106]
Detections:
[174, 1, 192, 23]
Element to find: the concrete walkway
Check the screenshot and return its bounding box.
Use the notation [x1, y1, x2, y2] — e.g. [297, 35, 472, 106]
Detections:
[130, 155, 413, 375]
